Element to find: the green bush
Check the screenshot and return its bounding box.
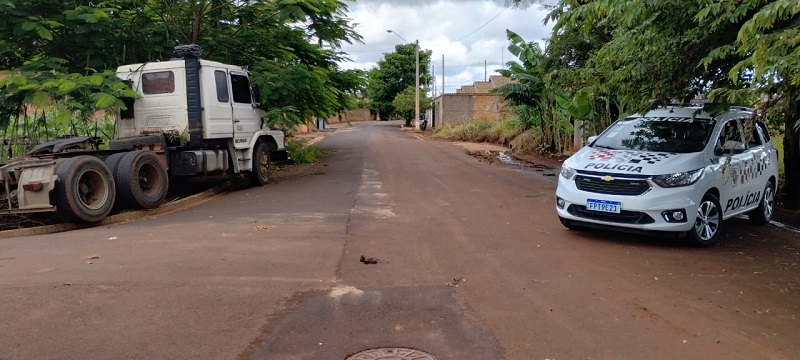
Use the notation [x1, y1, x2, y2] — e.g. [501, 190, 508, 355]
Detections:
[285, 138, 327, 164]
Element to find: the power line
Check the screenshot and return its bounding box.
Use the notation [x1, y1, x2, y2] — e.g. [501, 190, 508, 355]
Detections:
[454, 7, 508, 43]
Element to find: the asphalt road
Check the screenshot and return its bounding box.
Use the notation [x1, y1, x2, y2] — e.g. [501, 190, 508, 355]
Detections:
[1, 121, 798, 359]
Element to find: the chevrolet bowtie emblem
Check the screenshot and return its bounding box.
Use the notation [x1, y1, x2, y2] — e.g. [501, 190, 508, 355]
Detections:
[601, 175, 614, 182]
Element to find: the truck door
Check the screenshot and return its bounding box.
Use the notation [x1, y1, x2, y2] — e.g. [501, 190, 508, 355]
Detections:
[229, 71, 260, 148]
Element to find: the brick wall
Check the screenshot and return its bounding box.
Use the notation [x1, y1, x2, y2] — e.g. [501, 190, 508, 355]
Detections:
[434, 94, 510, 126]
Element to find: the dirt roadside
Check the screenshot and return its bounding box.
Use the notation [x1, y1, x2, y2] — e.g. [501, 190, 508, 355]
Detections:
[413, 128, 800, 228]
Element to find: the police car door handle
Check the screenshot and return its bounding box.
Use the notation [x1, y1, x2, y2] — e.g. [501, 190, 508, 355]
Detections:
[234, 119, 241, 123]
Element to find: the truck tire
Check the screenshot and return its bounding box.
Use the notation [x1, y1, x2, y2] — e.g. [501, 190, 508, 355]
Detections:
[249, 140, 270, 186]
[54, 156, 116, 223]
[115, 150, 169, 209]
[104, 152, 127, 175]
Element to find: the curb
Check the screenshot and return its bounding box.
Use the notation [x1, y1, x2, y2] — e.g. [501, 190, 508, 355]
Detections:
[0, 181, 231, 240]
[774, 206, 800, 228]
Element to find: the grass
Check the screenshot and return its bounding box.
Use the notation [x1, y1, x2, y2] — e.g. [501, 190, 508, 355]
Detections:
[772, 134, 784, 176]
[285, 138, 327, 164]
[433, 118, 528, 145]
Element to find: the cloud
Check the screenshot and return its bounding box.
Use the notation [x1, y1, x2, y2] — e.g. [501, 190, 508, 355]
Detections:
[339, 0, 553, 94]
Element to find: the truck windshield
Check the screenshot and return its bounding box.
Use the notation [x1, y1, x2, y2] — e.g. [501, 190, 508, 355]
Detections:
[592, 117, 715, 153]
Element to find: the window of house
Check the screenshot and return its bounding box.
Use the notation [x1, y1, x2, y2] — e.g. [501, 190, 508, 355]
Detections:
[215, 70, 229, 103]
[230, 74, 252, 104]
[142, 71, 175, 94]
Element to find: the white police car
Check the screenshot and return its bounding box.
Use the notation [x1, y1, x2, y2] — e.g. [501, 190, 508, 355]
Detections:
[555, 106, 778, 246]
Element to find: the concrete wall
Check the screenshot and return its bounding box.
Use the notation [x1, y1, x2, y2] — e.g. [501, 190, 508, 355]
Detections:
[294, 108, 374, 133]
[332, 108, 372, 123]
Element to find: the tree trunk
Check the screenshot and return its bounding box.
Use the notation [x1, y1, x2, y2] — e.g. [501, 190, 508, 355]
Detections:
[782, 90, 800, 209]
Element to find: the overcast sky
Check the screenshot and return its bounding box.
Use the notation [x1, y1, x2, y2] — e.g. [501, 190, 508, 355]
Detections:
[338, 0, 553, 95]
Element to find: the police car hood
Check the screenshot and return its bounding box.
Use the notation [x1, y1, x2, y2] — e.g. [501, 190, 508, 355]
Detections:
[566, 147, 705, 176]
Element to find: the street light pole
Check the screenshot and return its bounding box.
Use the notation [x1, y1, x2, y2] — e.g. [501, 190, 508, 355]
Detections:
[387, 30, 420, 130]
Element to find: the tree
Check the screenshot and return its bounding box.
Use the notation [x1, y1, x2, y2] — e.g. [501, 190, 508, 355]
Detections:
[0, 0, 365, 141]
[366, 44, 432, 121]
[492, 30, 572, 154]
[392, 86, 432, 126]
[542, 0, 800, 208]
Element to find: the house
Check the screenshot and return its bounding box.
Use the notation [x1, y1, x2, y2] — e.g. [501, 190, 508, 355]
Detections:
[430, 75, 515, 128]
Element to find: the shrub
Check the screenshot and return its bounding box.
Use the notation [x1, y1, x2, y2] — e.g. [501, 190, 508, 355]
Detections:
[285, 138, 327, 164]
[509, 129, 543, 155]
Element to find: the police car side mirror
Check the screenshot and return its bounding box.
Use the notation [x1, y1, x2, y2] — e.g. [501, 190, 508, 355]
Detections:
[587, 135, 599, 145]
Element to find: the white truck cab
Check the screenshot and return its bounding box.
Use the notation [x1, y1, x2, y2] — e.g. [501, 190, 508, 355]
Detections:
[556, 106, 779, 246]
[0, 45, 287, 223]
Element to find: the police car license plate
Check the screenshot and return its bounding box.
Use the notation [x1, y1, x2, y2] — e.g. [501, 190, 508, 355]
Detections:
[586, 199, 621, 214]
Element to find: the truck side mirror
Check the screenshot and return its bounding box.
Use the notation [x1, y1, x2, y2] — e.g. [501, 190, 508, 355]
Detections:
[252, 84, 262, 108]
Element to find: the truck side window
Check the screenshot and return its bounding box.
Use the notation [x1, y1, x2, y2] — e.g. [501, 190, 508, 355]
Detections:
[215, 70, 229, 103]
[142, 71, 175, 94]
[230, 74, 252, 104]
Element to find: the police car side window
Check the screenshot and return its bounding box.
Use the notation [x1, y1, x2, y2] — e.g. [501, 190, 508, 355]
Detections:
[745, 120, 763, 148]
[717, 119, 745, 153]
[756, 122, 771, 143]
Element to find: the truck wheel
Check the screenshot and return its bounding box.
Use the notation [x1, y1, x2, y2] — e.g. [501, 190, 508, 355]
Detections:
[54, 156, 115, 223]
[748, 180, 774, 225]
[104, 152, 127, 174]
[249, 141, 270, 186]
[116, 150, 168, 209]
[687, 193, 723, 247]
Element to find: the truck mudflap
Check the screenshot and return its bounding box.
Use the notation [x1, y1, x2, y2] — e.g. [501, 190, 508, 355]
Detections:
[0, 159, 58, 214]
[270, 149, 288, 164]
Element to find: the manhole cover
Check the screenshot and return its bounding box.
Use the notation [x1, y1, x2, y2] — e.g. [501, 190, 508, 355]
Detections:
[345, 347, 437, 360]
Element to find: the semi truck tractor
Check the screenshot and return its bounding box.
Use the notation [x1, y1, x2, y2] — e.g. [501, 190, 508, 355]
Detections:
[0, 45, 287, 223]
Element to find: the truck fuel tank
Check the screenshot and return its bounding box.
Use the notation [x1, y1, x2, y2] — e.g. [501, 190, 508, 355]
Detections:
[170, 150, 229, 176]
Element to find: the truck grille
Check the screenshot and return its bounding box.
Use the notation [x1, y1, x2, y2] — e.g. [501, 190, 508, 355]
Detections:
[567, 205, 655, 224]
[575, 175, 650, 196]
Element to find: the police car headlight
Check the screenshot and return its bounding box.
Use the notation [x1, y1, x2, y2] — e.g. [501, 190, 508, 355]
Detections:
[560, 165, 576, 179]
[652, 169, 704, 188]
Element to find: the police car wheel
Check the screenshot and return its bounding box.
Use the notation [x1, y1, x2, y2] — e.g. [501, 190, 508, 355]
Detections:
[748, 180, 775, 225]
[688, 193, 723, 247]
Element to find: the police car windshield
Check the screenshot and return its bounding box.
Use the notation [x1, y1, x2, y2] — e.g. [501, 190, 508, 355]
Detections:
[592, 117, 714, 153]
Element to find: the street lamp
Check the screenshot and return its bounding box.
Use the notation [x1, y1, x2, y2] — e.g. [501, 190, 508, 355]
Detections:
[386, 30, 420, 130]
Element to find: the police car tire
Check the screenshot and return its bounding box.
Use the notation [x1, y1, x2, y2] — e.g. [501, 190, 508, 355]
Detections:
[688, 193, 723, 247]
[748, 180, 774, 225]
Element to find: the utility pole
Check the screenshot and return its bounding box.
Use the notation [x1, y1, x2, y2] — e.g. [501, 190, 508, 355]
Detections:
[414, 39, 420, 130]
[442, 55, 445, 96]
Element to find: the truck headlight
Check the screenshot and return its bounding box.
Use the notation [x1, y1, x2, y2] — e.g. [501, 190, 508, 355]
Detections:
[652, 169, 704, 188]
[560, 165, 576, 179]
